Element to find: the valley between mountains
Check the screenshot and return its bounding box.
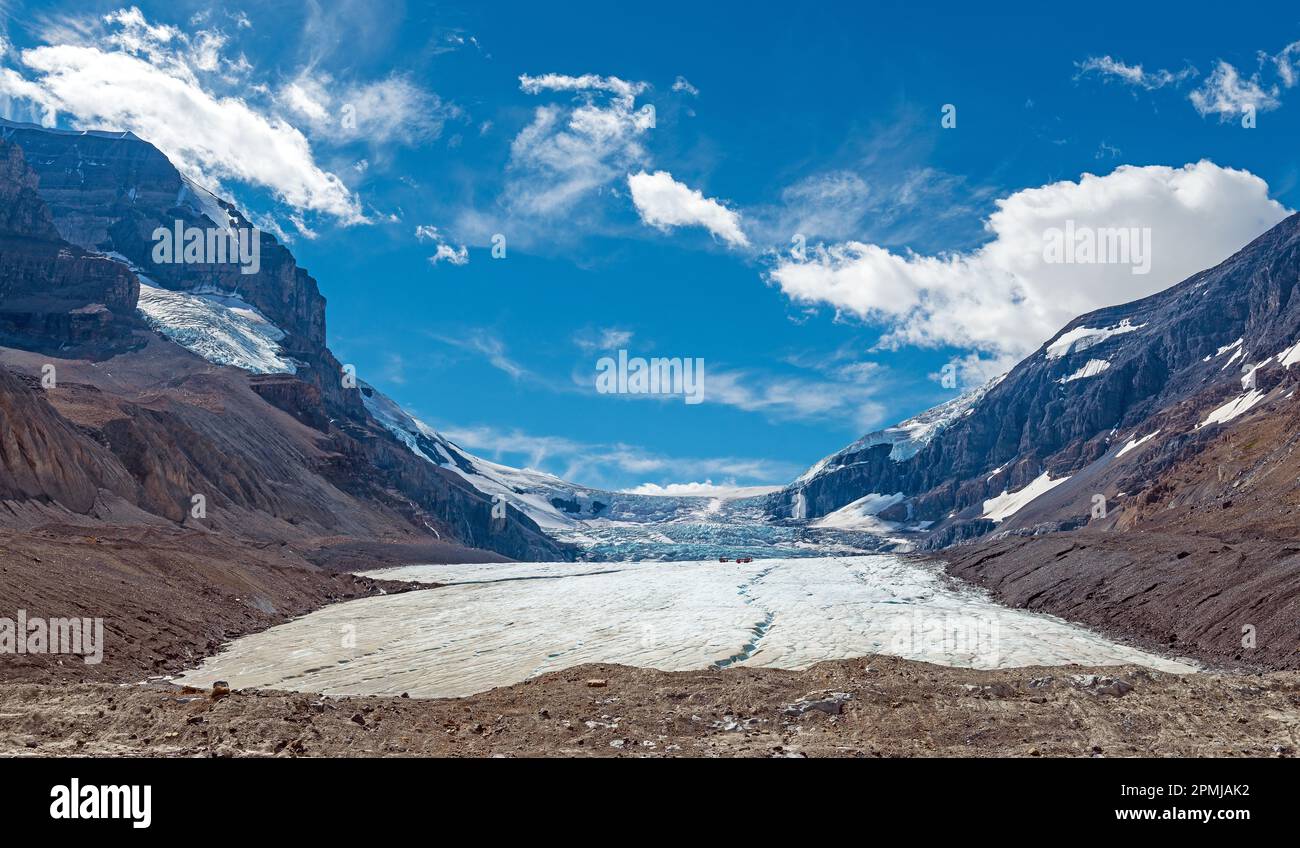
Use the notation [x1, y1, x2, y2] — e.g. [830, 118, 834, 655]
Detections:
[2, 119, 1299, 757]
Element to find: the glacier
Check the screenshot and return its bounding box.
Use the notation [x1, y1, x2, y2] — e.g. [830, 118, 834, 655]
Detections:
[136, 283, 298, 375]
[176, 554, 1196, 699]
[358, 383, 890, 559]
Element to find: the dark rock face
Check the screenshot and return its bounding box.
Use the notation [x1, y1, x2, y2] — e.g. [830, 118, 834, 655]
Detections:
[0, 138, 142, 356]
[0, 121, 569, 562]
[773, 213, 1300, 546]
[249, 374, 331, 432]
[0, 139, 60, 240]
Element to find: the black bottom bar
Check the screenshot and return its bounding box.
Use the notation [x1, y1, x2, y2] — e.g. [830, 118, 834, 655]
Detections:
[1, 756, 1283, 833]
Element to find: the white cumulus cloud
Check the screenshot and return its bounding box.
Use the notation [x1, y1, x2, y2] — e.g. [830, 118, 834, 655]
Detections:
[768, 161, 1291, 358]
[627, 170, 748, 247]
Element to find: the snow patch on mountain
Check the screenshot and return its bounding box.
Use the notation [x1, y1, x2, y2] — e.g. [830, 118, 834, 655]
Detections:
[810, 492, 905, 531]
[1197, 389, 1265, 429]
[982, 472, 1070, 523]
[1059, 358, 1110, 383]
[1116, 430, 1160, 458]
[100, 249, 296, 375]
[1205, 337, 1243, 362]
[1045, 320, 1144, 360]
[1275, 339, 1300, 368]
[177, 177, 237, 233]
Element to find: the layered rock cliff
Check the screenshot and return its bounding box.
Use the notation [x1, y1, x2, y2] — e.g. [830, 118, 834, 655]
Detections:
[0, 138, 141, 356]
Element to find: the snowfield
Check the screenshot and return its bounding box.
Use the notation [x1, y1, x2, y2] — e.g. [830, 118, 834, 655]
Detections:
[177, 555, 1194, 698]
[1060, 358, 1110, 383]
[810, 492, 905, 531]
[1045, 320, 1144, 359]
[1197, 389, 1266, 429]
[1116, 430, 1160, 459]
[982, 472, 1070, 523]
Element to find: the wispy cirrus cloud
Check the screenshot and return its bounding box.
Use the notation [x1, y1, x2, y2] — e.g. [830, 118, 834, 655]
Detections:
[432, 330, 530, 379]
[702, 366, 887, 431]
[564, 346, 891, 431]
[1262, 40, 1300, 87]
[437, 422, 797, 489]
[508, 72, 654, 218]
[572, 326, 634, 352]
[415, 224, 469, 266]
[621, 481, 781, 497]
[279, 71, 456, 146]
[670, 75, 699, 96]
[743, 113, 996, 253]
[451, 71, 659, 251]
[1189, 60, 1280, 120]
[1078, 38, 1300, 122]
[1074, 55, 1197, 90]
[445, 322, 890, 431]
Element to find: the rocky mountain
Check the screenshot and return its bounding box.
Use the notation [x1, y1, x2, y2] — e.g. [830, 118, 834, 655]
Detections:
[0, 137, 141, 357]
[771, 212, 1300, 550]
[0, 120, 568, 563]
[1, 119, 350, 411]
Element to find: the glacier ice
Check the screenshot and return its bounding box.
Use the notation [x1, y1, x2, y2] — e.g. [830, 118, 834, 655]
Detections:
[176, 554, 1195, 699]
[136, 283, 297, 375]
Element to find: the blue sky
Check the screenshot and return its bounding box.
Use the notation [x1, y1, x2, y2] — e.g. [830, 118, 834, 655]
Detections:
[3, 1, 1299, 491]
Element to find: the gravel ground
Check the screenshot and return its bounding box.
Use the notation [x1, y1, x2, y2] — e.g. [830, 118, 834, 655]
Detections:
[3, 656, 1297, 758]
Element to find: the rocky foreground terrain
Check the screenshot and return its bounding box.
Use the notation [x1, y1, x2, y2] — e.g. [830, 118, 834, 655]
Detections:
[2, 657, 1297, 757]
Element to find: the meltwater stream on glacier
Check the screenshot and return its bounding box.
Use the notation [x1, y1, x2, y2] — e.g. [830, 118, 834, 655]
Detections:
[177, 554, 1195, 699]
